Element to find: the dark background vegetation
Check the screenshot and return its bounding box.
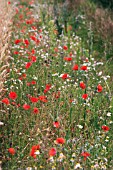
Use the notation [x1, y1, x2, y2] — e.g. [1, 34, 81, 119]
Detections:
[92, 0, 113, 9]
[52, 0, 113, 61]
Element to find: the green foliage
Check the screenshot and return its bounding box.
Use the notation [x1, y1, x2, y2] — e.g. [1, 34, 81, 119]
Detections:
[92, 0, 113, 9]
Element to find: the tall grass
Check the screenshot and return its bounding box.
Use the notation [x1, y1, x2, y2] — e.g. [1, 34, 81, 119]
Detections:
[0, 0, 14, 95]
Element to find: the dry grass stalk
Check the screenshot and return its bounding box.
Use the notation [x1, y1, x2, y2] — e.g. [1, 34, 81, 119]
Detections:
[0, 0, 14, 97]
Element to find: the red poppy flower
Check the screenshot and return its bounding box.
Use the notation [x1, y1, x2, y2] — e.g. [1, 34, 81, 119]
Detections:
[8, 148, 15, 155]
[56, 138, 65, 144]
[9, 92, 17, 100]
[69, 99, 74, 103]
[31, 80, 36, 85]
[29, 0, 34, 5]
[26, 82, 31, 86]
[38, 29, 42, 33]
[31, 56, 37, 62]
[23, 104, 30, 110]
[39, 96, 48, 103]
[54, 47, 58, 52]
[26, 19, 33, 24]
[31, 49, 35, 54]
[19, 73, 26, 80]
[14, 51, 19, 55]
[64, 57, 72, 61]
[40, 35, 42, 39]
[2, 98, 9, 105]
[25, 62, 32, 69]
[36, 39, 40, 44]
[30, 36, 37, 42]
[53, 121, 60, 128]
[12, 102, 20, 108]
[24, 39, 29, 46]
[30, 97, 38, 103]
[81, 151, 90, 160]
[102, 125, 110, 131]
[49, 148, 57, 157]
[33, 107, 39, 114]
[8, 1, 11, 4]
[31, 145, 40, 151]
[32, 26, 37, 30]
[15, 39, 21, 44]
[44, 84, 51, 93]
[61, 73, 69, 80]
[63, 45, 68, 50]
[15, 8, 19, 14]
[97, 84, 103, 92]
[80, 65, 87, 71]
[85, 58, 89, 62]
[82, 94, 88, 100]
[30, 145, 40, 158]
[80, 82, 86, 89]
[72, 64, 78, 70]
[70, 52, 73, 56]
[54, 91, 60, 99]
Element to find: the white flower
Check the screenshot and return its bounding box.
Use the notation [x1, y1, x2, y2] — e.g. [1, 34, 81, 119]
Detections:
[107, 112, 111, 117]
[52, 166, 56, 170]
[70, 158, 74, 163]
[0, 122, 4, 126]
[26, 167, 32, 170]
[77, 125, 83, 129]
[52, 73, 59, 76]
[74, 163, 81, 169]
[105, 139, 109, 142]
[72, 153, 76, 157]
[49, 156, 54, 163]
[34, 150, 40, 155]
[98, 71, 102, 76]
[57, 153, 65, 162]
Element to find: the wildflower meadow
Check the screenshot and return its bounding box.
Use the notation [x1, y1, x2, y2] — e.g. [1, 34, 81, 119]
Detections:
[1, 0, 113, 169]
